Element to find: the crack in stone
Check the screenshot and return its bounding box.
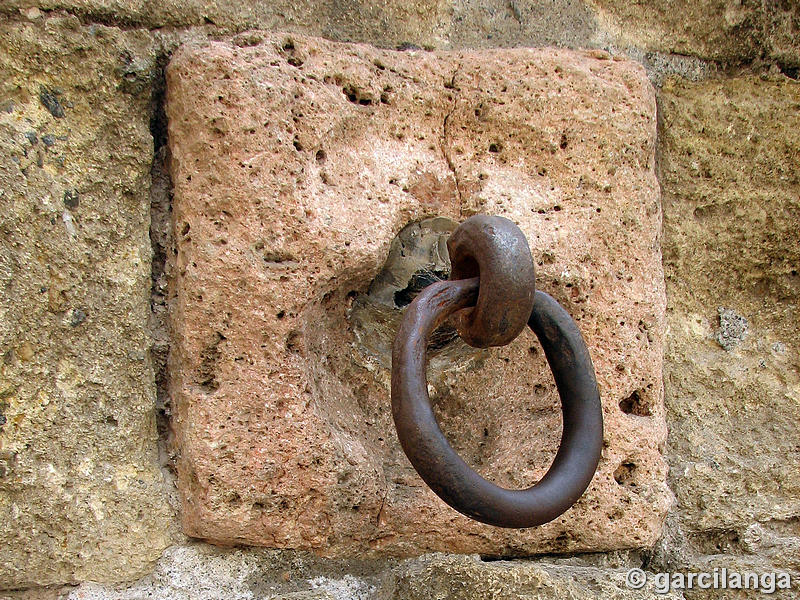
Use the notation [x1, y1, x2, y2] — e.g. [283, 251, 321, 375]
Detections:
[146, 43, 183, 516]
[508, 0, 523, 25]
[440, 63, 464, 215]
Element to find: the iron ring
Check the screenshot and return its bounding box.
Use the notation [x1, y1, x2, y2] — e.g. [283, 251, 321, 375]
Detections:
[391, 278, 604, 528]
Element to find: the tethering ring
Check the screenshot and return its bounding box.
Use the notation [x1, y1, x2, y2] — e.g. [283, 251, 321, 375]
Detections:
[391, 215, 603, 528]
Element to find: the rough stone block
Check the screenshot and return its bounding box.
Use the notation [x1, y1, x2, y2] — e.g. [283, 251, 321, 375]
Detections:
[5, 0, 798, 71]
[2, 0, 452, 50]
[659, 77, 800, 539]
[589, 0, 800, 68]
[166, 34, 669, 556]
[387, 554, 684, 599]
[449, 0, 599, 50]
[0, 15, 172, 588]
[60, 546, 683, 599]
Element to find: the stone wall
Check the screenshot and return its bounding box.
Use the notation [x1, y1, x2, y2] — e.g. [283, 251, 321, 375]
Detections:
[0, 1, 797, 599]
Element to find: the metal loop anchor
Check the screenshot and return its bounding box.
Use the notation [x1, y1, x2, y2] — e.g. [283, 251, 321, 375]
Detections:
[391, 217, 603, 528]
[447, 215, 536, 348]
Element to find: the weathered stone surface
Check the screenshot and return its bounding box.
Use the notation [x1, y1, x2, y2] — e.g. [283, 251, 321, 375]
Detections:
[4, 0, 798, 71]
[5, 0, 799, 75]
[59, 545, 681, 599]
[61, 545, 386, 600]
[658, 75, 800, 563]
[649, 515, 800, 599]
[764, 3, 800, 69]
[0, 589, 63, 600]
[0, 15, 173, 588]
[167, 35, 668, 556]
[386, 554, 683, 599]
[449, 0, 599, 49]
[589, 0, 800, 68]
[2, 0, 452, 49]
[680, 553, 798, 600]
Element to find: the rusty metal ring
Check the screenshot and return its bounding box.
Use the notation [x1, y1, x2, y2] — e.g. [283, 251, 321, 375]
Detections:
[391, 278, 603, 528]
[447, 215, 536, 348]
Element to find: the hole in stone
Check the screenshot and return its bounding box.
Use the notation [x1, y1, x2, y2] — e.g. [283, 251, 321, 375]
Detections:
[342, 84, 374, 106]
[554, 532, 570, 545]
[348, 217, 482, 372]
[779, 63, 799, 80]
[689, 530, 744, 554]
[198, 332, 225, 392]
[286, 330, 303, 353]
[479, 555, 508, 562]
[619, 389, 651, 416]
[393, 268, 449, 307]
[263, 249, 296, 264]
[488, 142, 502, 153]
[560, 133, 568, 149]
[614, 461, 637, 486]
[315, 149, 326, 163]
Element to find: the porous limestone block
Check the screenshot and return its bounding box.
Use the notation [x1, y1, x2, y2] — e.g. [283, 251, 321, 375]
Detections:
[166, 34, 668, 556]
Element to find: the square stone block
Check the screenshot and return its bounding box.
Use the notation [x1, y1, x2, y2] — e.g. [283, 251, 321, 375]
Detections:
[166, 34, 669, 556]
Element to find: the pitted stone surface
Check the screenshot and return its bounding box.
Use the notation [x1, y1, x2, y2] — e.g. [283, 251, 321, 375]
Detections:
[589, 0, 800, 69]
[0, 15, 173, 588]
[166, 34, 668, 556]
[659, 77, 800, 543]
[56, 545, 682, 600]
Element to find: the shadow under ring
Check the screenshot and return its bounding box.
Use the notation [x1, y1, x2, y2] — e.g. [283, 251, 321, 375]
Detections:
[391, 277, 604, 528]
